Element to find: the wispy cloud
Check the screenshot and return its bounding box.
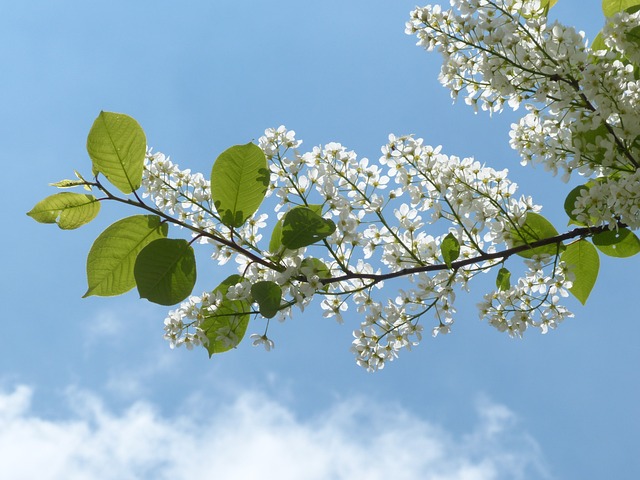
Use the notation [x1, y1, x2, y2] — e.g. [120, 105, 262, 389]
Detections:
[85, 310, 125, 340]
[0, 385, 550, 480]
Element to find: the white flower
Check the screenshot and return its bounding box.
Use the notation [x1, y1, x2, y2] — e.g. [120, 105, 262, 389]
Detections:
[250, 334, 275, 351]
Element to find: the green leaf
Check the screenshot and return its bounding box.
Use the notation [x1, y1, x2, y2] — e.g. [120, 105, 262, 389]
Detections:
[269, 205, 324, 254]
[590, 20, 640, 69]
[511, 212, 562, 258]
[134, 239, 197, 305]
[281, 207, 336, 249]
[216, 275, 244, 295]
[84, 215, 168, 297]
[625, 24, 640, 54]
[572, 124, 610, 166]
[603, 0, 640, 16]
[561, 239, 600, 305]
[49, 179, 87, 189]
[210, 143, 269, 228]
[300, 257, 331, 279]
[592, 228, 640, 257]
[563, 184, 590, 225]
[251, 281, 282, 319]
[441, 233, 460, 268]
[27, 192, 100, 230]
[591, 31, 607, 51]
[305, 204, 324, 215]
[540, 0, 559, 14]
[202, 299, 251, 355]
[75, 170, 93, 191]
[496, 267, 511, 291]
[208, 274, 243, 299]
[86, 111, 146, 194]
[202, 275, 251, 356]
[269, 219, 284, 254]
[301, 257, 331, 292]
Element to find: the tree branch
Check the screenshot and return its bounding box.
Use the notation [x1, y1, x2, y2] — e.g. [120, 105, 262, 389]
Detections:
[322, 223, 618, 285]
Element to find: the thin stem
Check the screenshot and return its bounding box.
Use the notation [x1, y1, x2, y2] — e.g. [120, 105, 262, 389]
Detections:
[94, 178, 284, 273]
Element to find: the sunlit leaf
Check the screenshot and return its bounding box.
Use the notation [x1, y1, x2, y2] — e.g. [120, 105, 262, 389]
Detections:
[251, 281, 282, 319]
[571, 124, 610, 166]
[86, 111, 146, 194]
[202, 275, 251, 356]
[511, 212, 562, 258]
[49, 179, 87, 189]
[300, 257, 331, 279]
[134, 238, 197, 305]
[496, 267, 511, 291]
[281, 207, 336, 249]
[540, 0, 559, 14]
[27, 192, 100, 230]
[441, 232, 460, 268]
[84, 215, 168, 297]
[210, 143, 269, 228]
[602, 0, 640, 17]
[593, 228, 640, 257]
[269, 219, 284, 254]
[270, 205, 325, 254]
[561, 239, 600, 305]
[563, 184, 590, 225]
[591, 31, 607, 52]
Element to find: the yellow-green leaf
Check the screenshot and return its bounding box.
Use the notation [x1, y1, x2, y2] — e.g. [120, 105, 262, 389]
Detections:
[441, 232, 460, 268]
[202, 275, 251, 356]
[563, 184, 590, 226]
[86, 111, 146, 194]
[603, 0, 640, 16]
[561, 239, 600, 305]
[84, 215, 168, 297]
[49, 179, 87, 189]
[27, 192, 100, 230]
[496, 267, 511, 291]
[210, 143, 269, 228]
[511, 212, 562, 258]
[593, 228, 640, 257]
[269, 219, 284, 254]
[541, 0, 559, 14]
[591, 31, 607, 51]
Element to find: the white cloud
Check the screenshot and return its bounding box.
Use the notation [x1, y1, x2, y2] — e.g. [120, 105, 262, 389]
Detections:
[0, 385, 549, 480]
[103, 349, 179, 399]
[83, 310, 126, 346]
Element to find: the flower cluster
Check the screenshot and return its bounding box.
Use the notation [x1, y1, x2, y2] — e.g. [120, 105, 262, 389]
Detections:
[478, 255, 574, 337]
[163, 293, 218, 350]
[271, 127, 572, 370]
[572, 171, 640, 230]
[142, 150, 213, 229]
[406, 0, 640, 186]
[145, 123, 573, 370]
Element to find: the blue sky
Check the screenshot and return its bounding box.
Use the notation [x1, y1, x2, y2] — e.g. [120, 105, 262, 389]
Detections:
[2, 1, 638, 478]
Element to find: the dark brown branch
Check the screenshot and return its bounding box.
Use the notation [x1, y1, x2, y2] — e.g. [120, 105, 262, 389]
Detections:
[322, 223, 619, 285]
